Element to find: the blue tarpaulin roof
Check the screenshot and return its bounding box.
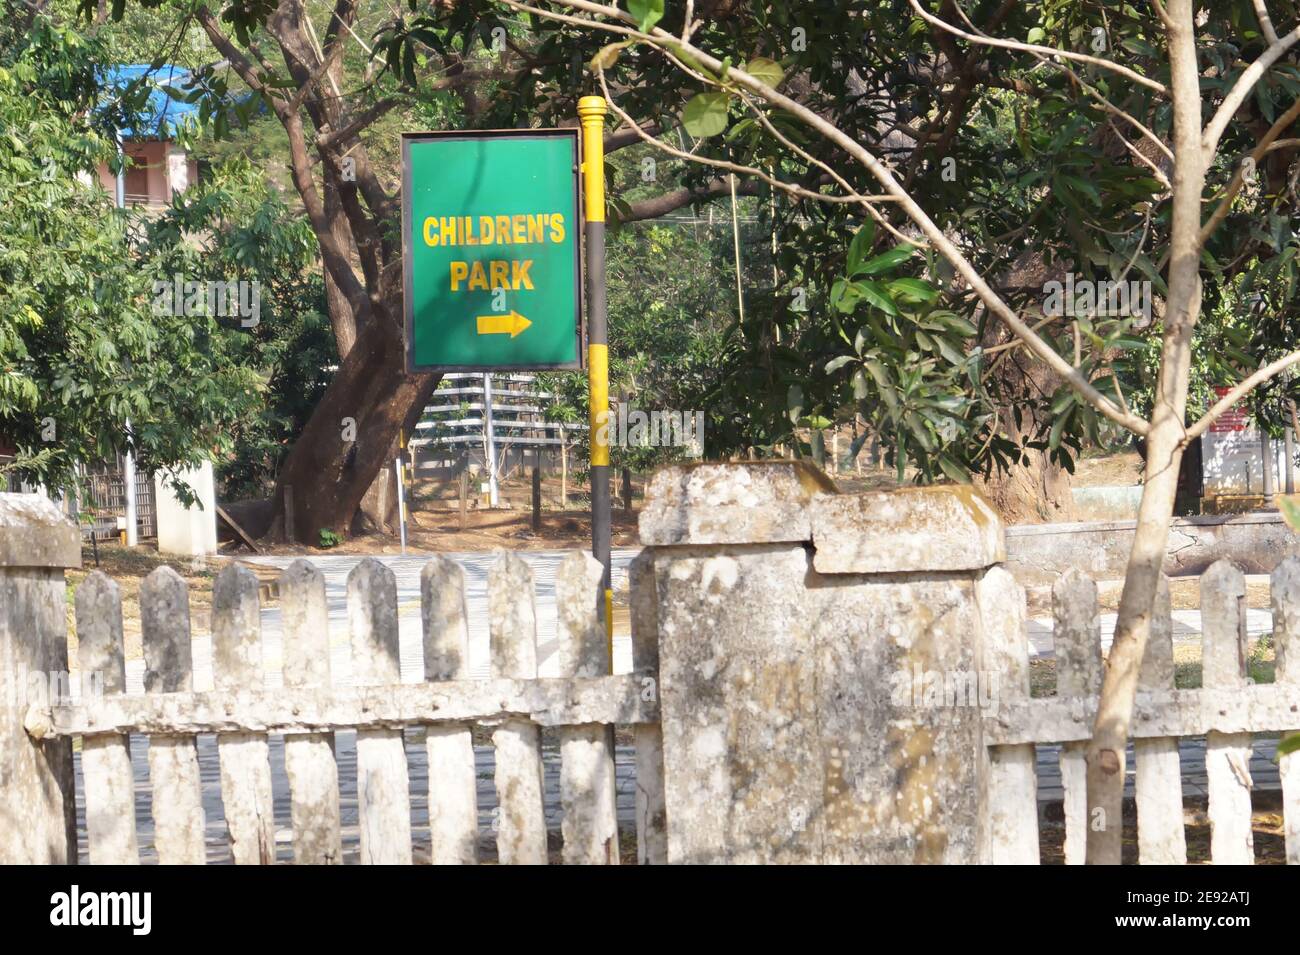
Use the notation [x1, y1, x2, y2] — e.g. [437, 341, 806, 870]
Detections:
[99, 64, 200, 139]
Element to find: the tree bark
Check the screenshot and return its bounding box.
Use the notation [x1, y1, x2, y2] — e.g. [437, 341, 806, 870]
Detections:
[975, 329, 1078, 524]
[352, 386, 438, 535]
[976, 445, 1076, 524]
[272, 319, 438, 541]
[1084, 0, 1205, 864]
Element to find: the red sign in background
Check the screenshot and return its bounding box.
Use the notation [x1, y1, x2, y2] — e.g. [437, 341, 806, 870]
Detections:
[1210, 385, 1249, 433]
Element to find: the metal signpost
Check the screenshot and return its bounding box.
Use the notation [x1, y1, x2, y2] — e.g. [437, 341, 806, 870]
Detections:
[577, 98, 613, 649]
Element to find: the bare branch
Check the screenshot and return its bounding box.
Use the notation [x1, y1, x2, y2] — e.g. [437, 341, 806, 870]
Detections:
[1255, 0, 1282, 45]
[618, 177, 761, 222]
[1199, 95, 1300, 247]
[1109, 119, 1172, 190]
[195, 6, 288, 113]
[317, 97, 402, 148]
[1203, 25, 1300, 157]
[1185, 351, 1300, 442]
[594, 69, 898, 209]
[910, 0, 1169, 94]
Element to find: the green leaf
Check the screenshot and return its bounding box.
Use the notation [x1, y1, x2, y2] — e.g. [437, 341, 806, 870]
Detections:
[905, 411, 935, 451]
[1278, 732, 1300, 758]
[824, 355, 855, 373]
[831, 279, 862, 314]
[1050, 387, 1076, 416]
[744, 57, 785, 88]
[863, 360, 899, 415]
[787, 384, 804, 425]
[681, 92, 731, 137]
[846, 222, 875, 274]
[854, 280, 899, 316]
[854, 243, 917, 276]
[934, 336, 966, 367]
[937, 454, 971, 484]
[1048, 405, 1074, 451]
[626, 0, 664, 32]
[1027, 27, 1045, 44]
[887, 278, 938, 303]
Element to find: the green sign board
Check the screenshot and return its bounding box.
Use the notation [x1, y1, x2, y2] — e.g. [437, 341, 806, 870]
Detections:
[402, 129, 583, 372]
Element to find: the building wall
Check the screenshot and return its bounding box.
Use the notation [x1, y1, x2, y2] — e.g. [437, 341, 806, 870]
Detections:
[95, 139, 195, 207]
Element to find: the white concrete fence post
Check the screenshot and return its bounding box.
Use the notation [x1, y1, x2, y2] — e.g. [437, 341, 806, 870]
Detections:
[638, 462, 1009, 864]
[0, 493, 80, 863]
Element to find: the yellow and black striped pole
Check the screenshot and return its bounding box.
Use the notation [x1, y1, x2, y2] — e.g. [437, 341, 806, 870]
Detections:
[578, 95, 613, 653]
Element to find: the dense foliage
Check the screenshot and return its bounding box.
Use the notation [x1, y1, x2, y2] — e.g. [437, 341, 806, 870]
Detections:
[0, 21, 262, 495]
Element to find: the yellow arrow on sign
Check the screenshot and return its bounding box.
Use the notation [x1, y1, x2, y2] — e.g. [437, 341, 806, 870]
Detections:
[476, 310, 532, 338]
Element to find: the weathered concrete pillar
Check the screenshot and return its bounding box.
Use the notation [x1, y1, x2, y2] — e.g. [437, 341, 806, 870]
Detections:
[0, 493, 80, 863]
[640, 462, 1007, 863]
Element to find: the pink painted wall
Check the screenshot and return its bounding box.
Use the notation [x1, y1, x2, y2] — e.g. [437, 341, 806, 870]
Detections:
[95, 139, 196, 207]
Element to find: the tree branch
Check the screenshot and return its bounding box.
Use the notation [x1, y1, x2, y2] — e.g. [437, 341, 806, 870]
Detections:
[511, 0, 1149, 435]
[911, 0, 1169, 94]
[1199, 94, 1300, 247]
[618, 178, 761, 222]
[1203, 24, 1300, 157]
[1185, 351, 1300, 442]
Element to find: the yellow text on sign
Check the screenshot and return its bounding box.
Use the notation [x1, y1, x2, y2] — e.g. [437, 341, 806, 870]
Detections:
[449, 259, 535, 292]
[422, 213, 566, 247]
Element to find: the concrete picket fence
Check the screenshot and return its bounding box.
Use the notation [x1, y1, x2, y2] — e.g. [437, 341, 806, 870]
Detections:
[0, 495, 662, 865]
[1, 460, 1298, 863]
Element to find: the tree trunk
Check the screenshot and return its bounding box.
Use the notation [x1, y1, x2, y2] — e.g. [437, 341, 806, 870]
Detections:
[1084, 0, 1205, 864]
[976, 447, 1076, 524]
[1083, 418, 1186, 863]
[353, 460, 397, 536]
[976, 324, 1078, 524]
[271, 321, 438, 542]
[352, 389, 437, 535]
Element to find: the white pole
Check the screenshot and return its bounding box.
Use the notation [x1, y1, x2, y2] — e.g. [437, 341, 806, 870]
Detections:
[1286, 426, 1296, 495]
[484, 373, 498, 507]
[116, 131, 137, 546]
[394, 456, 407, 555]
[729, 169, 745, 325]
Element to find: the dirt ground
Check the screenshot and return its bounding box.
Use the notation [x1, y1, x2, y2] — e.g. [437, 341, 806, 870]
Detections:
[1074, 449, 1144, 486]
[247, 470, 642, 557]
